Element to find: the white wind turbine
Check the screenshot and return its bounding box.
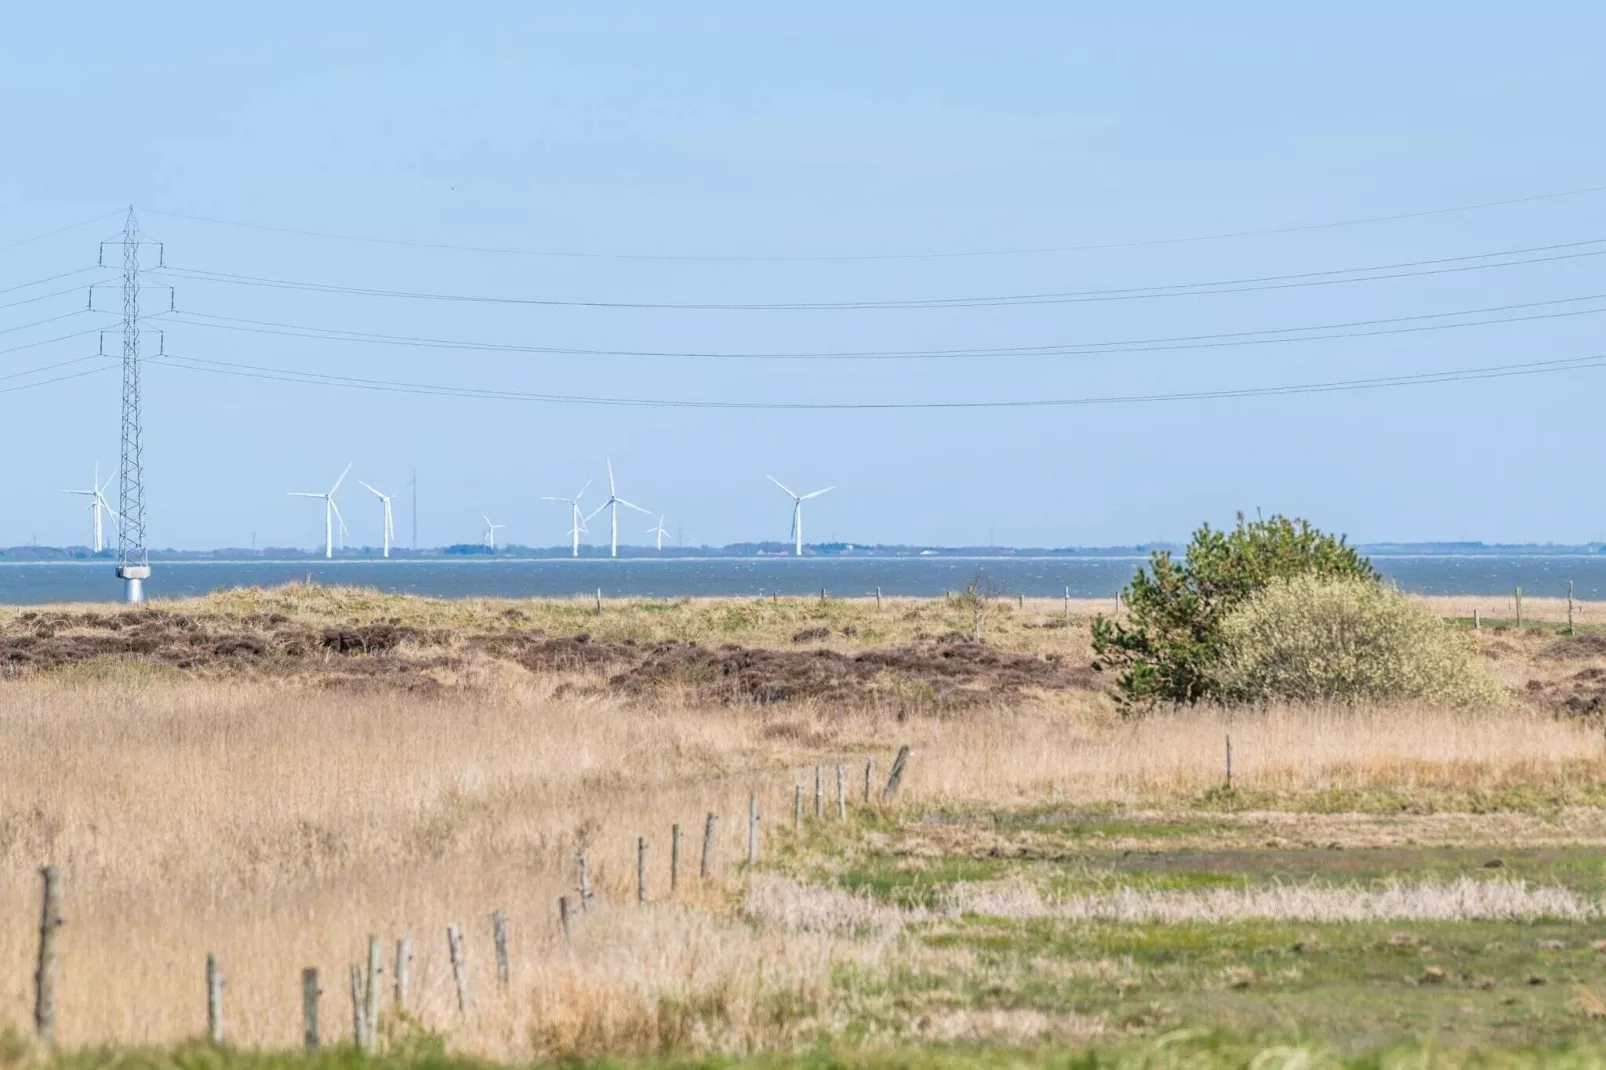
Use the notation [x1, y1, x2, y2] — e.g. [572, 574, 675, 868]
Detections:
[768, 475, 834, 557]
[62, 462, 119, 553]
[584, 458, 648, 558]
[483, 516, 504, 551]
[646, 515, 671, 551]
[541, 481, 591, 558]
[288, 462, 351, 559]
[359, 481, 395, 558]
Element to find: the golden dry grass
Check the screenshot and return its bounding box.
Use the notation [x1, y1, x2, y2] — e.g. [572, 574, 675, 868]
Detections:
[0, 654, 1600, 1058]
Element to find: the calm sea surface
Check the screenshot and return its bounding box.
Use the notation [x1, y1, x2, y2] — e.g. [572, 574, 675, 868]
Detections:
[2, 555, 1604, 605]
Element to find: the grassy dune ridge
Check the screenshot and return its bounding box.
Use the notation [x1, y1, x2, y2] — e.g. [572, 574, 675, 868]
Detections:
[0, 587, 1605, 1064]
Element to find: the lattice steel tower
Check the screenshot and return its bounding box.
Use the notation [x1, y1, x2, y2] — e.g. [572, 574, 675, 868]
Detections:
[115, 206, 151, 603]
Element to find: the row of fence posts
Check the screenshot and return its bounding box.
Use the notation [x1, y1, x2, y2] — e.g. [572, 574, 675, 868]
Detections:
[25, 745, 914, 1051]
[1468, 582, 1579, 636]
[585, 589, 1124, 618]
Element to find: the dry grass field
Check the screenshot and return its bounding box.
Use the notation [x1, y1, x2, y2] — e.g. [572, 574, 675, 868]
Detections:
[4, 587, 1606, 1066]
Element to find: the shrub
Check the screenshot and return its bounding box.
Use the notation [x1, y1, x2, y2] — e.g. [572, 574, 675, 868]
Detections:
[1092, 513, 1377, 707]
[1218, 574, 1503, 708]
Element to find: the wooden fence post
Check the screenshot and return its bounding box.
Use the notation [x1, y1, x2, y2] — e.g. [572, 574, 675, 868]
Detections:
[637, 837, 649, 904]
[814, 766, 823, 819]
[1225, 734, 1234, 789]
[446, 924, 468, 1015]
[875, 585, 883, 610]
[559, 897, 572, 943]
[348, 964, 364, 1047]
[394, 937, 412, 1009]
[1064, 586, 1070, 619]
[794, 784, 804, 828]
[1516, 586, 1523, 627]
[363, 935, 381, 1050]
[747, 792, 760, 865]
[882, 745, 911, 801]
[700, 812, 718, 878]
[302, 967, 320, 1054]
[836, 764, 846, 821]
[1474, 608, 1481, 630]
[206, 953, 224, 1045]
[1569, 580, 1576, 636]
[671, 823, 682, 892]
[493, 910, 509, 990]
[578, 853, 592, 912]
[33, 866, 61, 1046]
[864, 760, 874, 805]
[595, 588, 603, 613]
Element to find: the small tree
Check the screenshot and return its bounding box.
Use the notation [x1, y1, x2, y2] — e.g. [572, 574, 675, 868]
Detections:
[955, 571, 1002, 640]
[1091, 513, 1377, 708]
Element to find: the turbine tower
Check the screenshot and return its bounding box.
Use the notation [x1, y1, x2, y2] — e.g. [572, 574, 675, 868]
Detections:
[585, 458, 648, 558]
[767, 475, 834, 557]
[288, 463, 351, 559]
[483, 516, 504, 551]
[359, 481, 395, 558]
[541, 481, 591, 558]
[62, 463, 119, 554]
[646, 515, 670, 551]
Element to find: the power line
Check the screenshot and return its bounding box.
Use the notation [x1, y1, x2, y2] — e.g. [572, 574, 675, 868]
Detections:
[163, 295, 1606, 362]
[0, 283, 105, 312]
[0, 211, 123, 255]
[0, 316, 161, 359]
[154, 238, 1606, 312]
[0, 364, 112, 395]
[142, 182, 1606, 262]
[0, 309, 102, 337]
[146, 349, 1606, 410]
[0, 353, 110, 383]
[0, 266, 102, 297]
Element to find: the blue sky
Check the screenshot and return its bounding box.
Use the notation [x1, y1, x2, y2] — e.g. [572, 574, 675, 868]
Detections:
[3, 4, 1606, 551]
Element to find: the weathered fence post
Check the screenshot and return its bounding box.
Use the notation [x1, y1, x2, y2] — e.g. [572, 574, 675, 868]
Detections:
[875, 585, 883, 610]
[1569, 580, 1576, 637]
[882, 745, 911, 801]
[1226, 734, 1234, 789]
[206, 953, 224, 1045]
[637, 837, 649, 904]
[671, 823, 682, 892]
[836, 763, 846, 821]
[493, 910, 510, 990]
[864, 760, 874, 804]
[1474, 608, 1481, 630]
[700, 812, 718, 878]
[578, 853, 593, 912]
[1064, 586, 1070, 618]
[348, 964, 365, 1047]
[814, 765, 823, 818]
[748, 792, 761, 864]
[559, 897, 573, 942]
[302, 967, 320, 1054]
[1516, 585, 1524, 627]
[446, 924, 468, 1015]
[363, 935, 381, 1050]
[394, 937, 412, 1009]
[34, 866, 61, 1046]
[595, 588, 603, 613]
[794, 784, 804, 828]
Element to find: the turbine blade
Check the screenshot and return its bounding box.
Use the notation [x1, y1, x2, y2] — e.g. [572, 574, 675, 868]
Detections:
[606, 458, 616, 496]
[800, 486, 836, 500]
[617, 498, 649, 514]
[575, 480, 591, 500]
[767, 474, 798, 499]
[288, 491, 323, 497]
[329, 462, 353, 496]
[330, 498, 348, 534]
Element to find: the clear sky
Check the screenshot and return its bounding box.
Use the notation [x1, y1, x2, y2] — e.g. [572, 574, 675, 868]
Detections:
[4, 4, 1606, 551]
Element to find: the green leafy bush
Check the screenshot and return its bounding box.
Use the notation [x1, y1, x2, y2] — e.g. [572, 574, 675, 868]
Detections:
[1092, 514, 1377, 707]
[1218, 574, 1503, 708]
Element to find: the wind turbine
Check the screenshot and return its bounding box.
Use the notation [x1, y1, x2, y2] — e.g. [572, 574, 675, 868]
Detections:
[584, 458, 648, 558]
[483, 516, 504, 551]
[541, 481, 591, 557]
[767, 475, 834, 557]
[646, 515, 671, 551]
[62, 462, 119, 553]
[359, 481, 395, 558]
[288, 462, 351, 559]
